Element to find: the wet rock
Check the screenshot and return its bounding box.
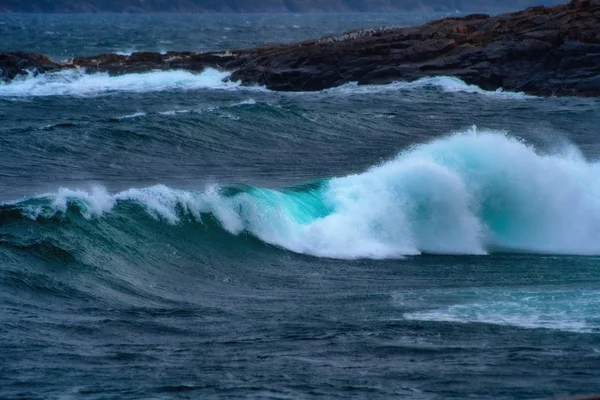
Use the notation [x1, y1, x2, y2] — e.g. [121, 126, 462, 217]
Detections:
[0, 52, 61, 81]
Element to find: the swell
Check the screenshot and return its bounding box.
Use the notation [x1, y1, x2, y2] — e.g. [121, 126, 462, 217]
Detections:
[4, 130, 600, 261]
[0, 191, 273, 306]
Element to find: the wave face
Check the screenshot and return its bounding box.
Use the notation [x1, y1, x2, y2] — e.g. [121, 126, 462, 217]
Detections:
[6, 131, 600, 259]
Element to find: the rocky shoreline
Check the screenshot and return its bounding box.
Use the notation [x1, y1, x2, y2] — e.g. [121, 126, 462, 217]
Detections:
[2, 0, 600, 96]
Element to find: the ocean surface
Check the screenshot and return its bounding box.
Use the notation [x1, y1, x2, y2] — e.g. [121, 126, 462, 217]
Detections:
[1, 13, 600, 400]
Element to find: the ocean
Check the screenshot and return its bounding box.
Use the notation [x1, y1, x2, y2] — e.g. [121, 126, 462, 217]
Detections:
[1, 13, 600, 399]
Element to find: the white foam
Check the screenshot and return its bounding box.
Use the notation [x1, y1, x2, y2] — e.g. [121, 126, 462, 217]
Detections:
[51, 186, 116, 219]
[116, 112, 147, 119]
[158, 109, 192, 116]
[229, 130, 600, 257]
[116, 184, 204, 224]
[0, 68, 239, 97]
[231, 99, 257, 106]
[323, 76, 531, 99]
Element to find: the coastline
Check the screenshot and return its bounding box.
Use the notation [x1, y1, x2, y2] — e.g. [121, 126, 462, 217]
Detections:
[1, 0, 599, 97]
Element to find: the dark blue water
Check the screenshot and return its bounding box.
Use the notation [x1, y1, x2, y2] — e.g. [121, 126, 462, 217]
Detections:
[1, 13, 600, 399]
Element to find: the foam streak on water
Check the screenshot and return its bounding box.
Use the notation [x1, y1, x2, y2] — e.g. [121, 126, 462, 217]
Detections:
[400, 288, 600, 333]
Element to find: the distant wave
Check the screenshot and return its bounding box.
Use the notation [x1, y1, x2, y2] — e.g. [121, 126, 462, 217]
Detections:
[5, 130, 600, 259]
[0, 68, 240, 97]
[0, 68, 531, 99]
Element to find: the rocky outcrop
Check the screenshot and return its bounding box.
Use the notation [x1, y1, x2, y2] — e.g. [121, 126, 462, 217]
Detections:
[0, 52, 62, 81]
[2, 0, 600, 97]
[227, 0, 600, 96]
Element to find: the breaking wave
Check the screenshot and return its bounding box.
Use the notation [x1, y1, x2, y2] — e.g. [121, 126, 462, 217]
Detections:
[0, 68, 239, 97]
[4, 130, 600, 259]
[0, 69, 530, 99]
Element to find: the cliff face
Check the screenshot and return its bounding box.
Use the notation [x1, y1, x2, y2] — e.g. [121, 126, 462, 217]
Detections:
[0, 0, 565, 13]
[2, 0, 600, 97]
